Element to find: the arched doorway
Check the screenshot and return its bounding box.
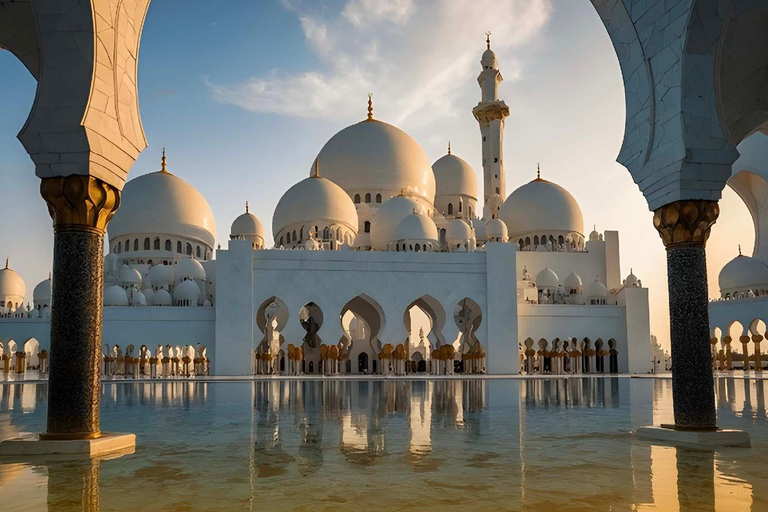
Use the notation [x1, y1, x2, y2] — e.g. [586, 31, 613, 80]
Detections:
[358, 352, 368, 373]
[341, 294, 385, 374]
[255, 297, 288, 374]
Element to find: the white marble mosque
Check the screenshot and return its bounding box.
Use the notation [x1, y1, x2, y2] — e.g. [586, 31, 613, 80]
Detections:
[0, 39, 657, 378]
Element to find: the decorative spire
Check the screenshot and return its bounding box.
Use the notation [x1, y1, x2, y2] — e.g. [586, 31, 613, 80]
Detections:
[739, 244, 742, 256]
[537, 163, 541, 180]
[448, 141, 451, 155]
[160, 148, 168, 173]
[367, 93, 374, 120]
[48, 272, 52, 280]
[245, 201, 249, 214]
[311, 158, 321, 178]
[485, 31, 491, 50]
[4, 258, 7, 269]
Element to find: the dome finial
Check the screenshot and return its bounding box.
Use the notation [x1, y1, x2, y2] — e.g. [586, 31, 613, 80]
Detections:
[537, 163, 541, 180]
[311, 157, 321, 178]
[245, 201, 249, 214]
[739, 244, 742, 256]
[485, 31, 491, 50]
[448, 141, 451, 155]
[161, 148, 168, 173]
[4, 258, 7, 269]
[367, 92, 374, 120]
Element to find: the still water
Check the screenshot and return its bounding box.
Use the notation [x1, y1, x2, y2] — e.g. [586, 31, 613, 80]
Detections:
[0, 377, 766, 511]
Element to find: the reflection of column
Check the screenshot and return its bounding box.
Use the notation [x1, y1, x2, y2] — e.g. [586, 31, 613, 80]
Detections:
[752, 335, 763, 371]
[47, 459, 100, 512]
[41, 176, 120, 439]
[676, 449, 715, 512]
[653, 200, 718, 429]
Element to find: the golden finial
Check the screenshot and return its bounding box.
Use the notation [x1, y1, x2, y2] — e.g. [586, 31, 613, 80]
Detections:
[4, 258, 7, 269]
[48, 272, 52, 280]
[485, 31, 491, 50]
[160, 148, 168, 173]
[536, 163, 541, 180]
[367, 92, 373, 120]
[245, 201, 249, 214]
[739, 244, 742, 256]
[448, 141, 451, 155]
[311, 158, 321, 178]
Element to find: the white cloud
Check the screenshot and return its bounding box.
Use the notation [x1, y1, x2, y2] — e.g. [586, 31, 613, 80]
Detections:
[208, 0, 552, 125]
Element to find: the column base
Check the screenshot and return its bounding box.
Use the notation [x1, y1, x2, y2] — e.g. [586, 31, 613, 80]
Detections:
[0, 432, 135, 458]
[634, 426, 750, 448]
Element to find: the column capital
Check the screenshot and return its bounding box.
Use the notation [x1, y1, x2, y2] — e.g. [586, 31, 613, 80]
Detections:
[653, 200, 719, 249]
[40, 175, 121, 236]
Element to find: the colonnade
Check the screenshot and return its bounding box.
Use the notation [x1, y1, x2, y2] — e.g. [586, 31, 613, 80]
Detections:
[102, 344, 209, 379]
[521, 337, 619, 375]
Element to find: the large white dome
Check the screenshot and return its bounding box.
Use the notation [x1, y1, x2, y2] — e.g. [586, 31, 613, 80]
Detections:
[272, 174, 358, 244]
[0, 264, 26, 304]
[432, 153, 477, 199]
[499, 177, 584, 239]
[719, 254, 768, 295]
[315, 119, 436, 204]
[108, 161, 217, 249]
[370, 195, 425, 251]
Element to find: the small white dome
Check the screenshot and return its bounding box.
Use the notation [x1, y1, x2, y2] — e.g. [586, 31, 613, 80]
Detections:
[586, 277, 608, 298]
[29, 308, 40, 319]
[174, 280, 201, 305]
[719, 254, 768, 295]
[446, 219, 473, 241]
[231, 204, 265, 245]
[175, 258, 206, 283]
[536, 267, 560, 289]
[130, 290, 147, 306]
[432, 153, 478, 199]
[104, 285, 128, 306]
[119, 266, 143, 287]
[315, 118, 436, 205]
[371, 195, 424, 250]
[148, 264, 173, 289]
[154, 288, 172, 306]
[499, 177, 584, 239]
[142, 288, 155, 306]
[471, 218, 487, 241]
[108, 162, 217, 249]
[272, 173, 358, 244]
[589, 225, 600, 242]
[33, 278, 52, 302]
[0, 264, 26, 304]
[624, 269, 639, 288]
[486, 218, 508, 240]
[564, 272, 582, 291]
[393, 213, 438, 243]
[481, 48, 497, 69]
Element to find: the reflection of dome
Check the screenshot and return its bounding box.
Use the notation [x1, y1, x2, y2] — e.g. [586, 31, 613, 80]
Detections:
[472, 218, 487, 241]
[486, 218, 508, 240]
[393, 213, 438, 243]
[315, 119, 435, 204]
[719, 254, 768, 295]
[499, 177, 584, 239]
[564, 272, 582, 291]
[174, 280, 200, 305]
[108, 155, 217, 249]
[371, 195, 425, 251]
[272, 172, 358, 245]
[154, 288, 172, 306]
[175, 257, 206, 283]
[446, 219, 473, 241]
[586, 277, 607, 298]
[231, 202, 265, 248]
[104, 285, 128, 306]
[536, 267, 559, 289]
[432, 153, 477, 199]
[0, 263, 26, 305]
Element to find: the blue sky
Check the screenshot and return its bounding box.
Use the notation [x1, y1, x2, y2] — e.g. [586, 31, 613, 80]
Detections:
[0, 0, 753, 350]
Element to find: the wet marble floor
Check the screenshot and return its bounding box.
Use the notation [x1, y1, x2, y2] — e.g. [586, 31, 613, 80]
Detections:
[0, 377, 766, 511]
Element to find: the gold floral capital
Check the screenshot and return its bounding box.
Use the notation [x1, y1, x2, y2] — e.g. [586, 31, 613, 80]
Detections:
[652, 200, 719, 249]
[40, 175, 121, 235]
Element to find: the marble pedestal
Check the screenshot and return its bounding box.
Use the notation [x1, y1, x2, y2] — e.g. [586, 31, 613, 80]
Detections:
[0, 433, 136, 457]
[634, 426, 750, 448]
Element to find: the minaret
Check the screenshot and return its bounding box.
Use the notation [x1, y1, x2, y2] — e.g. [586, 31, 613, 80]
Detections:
[472, 32, 510, 219]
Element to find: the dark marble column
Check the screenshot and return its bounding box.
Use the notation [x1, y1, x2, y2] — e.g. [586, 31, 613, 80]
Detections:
[654, 200, 719, 430]
[38, 175, 120, 440]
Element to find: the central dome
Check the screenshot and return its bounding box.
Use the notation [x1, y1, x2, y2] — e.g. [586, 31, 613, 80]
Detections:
[315, 119, 436, 204]
[109, 159, 216, 249]
[499, 177, 584, 239]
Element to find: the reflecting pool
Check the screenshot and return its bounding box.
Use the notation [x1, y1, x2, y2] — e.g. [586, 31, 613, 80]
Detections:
[1, 377, 767, 511]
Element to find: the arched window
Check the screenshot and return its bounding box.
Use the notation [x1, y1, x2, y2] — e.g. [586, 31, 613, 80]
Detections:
[177, 241, 182, 253]
[279, 236, 283, 246]
[376, 193, 382, 203]
[116, 242, 122, 253]
[314, 226, 319, 237]
[144, 238, 150, 250]
[165, 239, 171, 251]
[423, 244, 427, 252]
[323, 227, 330, 239]
[558, 235, 564, 245]
[354, 194, 361, 204]
[134, 239, 139, 251]
[458, 201, 463, 213]
[518, 239, 524, 250]
[448, 203, 453, 215]
[415, 244, 421, 252]
[154, 238, 160, 250]
[534, 236, 539, 245]
[495, 187, 500, 195]
[525, 237, 531, 246]
[186, 243, 192, 255]
[365, 193, 371, 203]
[364, 221, 371, 233]
[196, 246, 201, 258]
[292, 230, 297, 242]
[469, 206, 472, 218]
[300, 226, 304, 240]
[336, 228, 342, 241]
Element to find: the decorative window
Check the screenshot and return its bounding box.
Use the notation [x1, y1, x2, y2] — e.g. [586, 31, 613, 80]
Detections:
[448, 203, 453, 215]
[117, 242, 122, 253]
[376, 193, 382, 203]
[144, 238, 150, 250]
[196, 246, 201, 258]
[186, 243, 192, 255]
[177, 241, 182, 253]
[154, 238, 160, 250]
[354, 194, 361, 204]
[364, 221, 371, 233]
[365, 193, 371, 203]
[165, 239, 172, 251]
[134, 239, 139, 251]
[458, 201, 463, 213]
